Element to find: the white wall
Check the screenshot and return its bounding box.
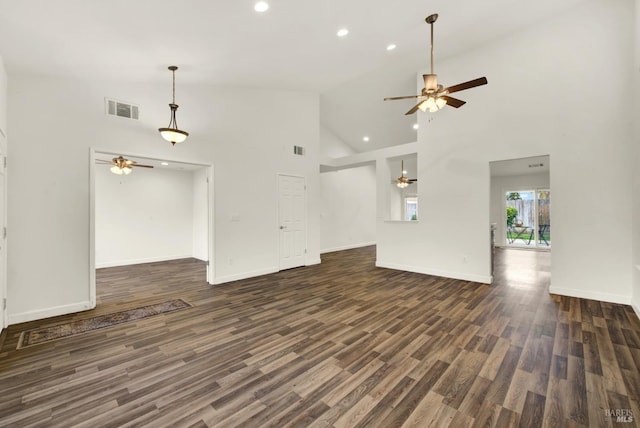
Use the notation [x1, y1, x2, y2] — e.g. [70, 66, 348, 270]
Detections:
[320, 57, 421, 153]
[490, 172, 550, 246]
[319, 126, 376, 252]
[192, 167, 208, 261]
[0, 55, 6, 134]
[320, 166, 376, 252]
[0, 55, 6, 331]
[320, 125, 355, 158]
[377, 0, 635, 303]
[95, 164, 195, 268]
[633, 0, 640, 316]
[7, 76, 319, 324]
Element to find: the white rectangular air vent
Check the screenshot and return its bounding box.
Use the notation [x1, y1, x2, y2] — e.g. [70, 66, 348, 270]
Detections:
[105, 98, 139, 120]
[293, 145, 305, 156]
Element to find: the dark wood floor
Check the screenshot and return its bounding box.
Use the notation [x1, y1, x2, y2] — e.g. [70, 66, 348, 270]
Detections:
[0, 247, 639, 427]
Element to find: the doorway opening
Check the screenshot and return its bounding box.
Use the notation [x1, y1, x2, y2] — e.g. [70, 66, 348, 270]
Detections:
[490, 155, 550, 250]
[89, 149, 214, 309]
[490, 155, 551, 287]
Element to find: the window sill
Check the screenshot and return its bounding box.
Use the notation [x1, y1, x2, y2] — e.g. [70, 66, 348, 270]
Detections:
[384, 220, 420, 224]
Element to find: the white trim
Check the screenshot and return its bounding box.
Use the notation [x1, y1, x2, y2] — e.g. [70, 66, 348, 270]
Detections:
[321, 141, 418, 171]
[0, 127, 5, 138]
[320, 241, 376, 254]
[89, 149, 96, 307]
[375, 261, 492, 284]
[90, 148, 215, 301]
[632, 301, 640, 322]
[0, 133, 6, 330]
[306, 258, 321, 266]
[207, 166, 215, 285]
[214, 267, 279, 285]
[548, 286, 631, 305]
[92, 147, 211, 168]
[96, 255, 194, 269]
[8, 301, 94, 325]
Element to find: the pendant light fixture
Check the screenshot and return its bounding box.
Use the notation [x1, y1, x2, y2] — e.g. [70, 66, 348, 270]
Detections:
[158, 65, 189, 145]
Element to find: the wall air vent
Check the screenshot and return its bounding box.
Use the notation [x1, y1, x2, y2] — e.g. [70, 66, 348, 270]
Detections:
[105, 98, 139, 120]
[528, 163, 544, 168]
[293, 145, 305, 156]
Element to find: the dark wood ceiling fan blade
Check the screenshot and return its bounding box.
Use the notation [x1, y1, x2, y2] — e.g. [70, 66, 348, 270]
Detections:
[441, 96, 466, 108]
[384, 95, 424, 101]
[132, 164, 154, 168]
[405, 101, 425, 115]
[408, 179, 418, 182]
[445, 77, 488, 94]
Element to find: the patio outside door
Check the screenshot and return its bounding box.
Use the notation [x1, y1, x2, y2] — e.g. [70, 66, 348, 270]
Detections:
[505, 189, 551, 248]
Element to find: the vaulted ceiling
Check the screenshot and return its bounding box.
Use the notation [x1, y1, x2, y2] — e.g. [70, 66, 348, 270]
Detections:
[0, 0, 588, 152]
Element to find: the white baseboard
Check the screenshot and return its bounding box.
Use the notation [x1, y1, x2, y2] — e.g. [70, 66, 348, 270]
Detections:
[214, 267, 279, 285]
[96, 255, 193, 269]
[306, 258, 321, 266]
[320, 241, 376, 254]
[8, 301, 95, 326]
[375, 261, 492, 284]
[632, 300, 640, 322]
[548, 286, 631, 305]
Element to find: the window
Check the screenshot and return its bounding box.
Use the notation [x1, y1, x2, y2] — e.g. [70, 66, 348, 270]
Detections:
[404, 196, 418, 221]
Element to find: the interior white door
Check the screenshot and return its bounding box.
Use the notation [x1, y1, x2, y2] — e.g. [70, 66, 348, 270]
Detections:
[278, 175, 306, 270]
[0, 134, 6, 330]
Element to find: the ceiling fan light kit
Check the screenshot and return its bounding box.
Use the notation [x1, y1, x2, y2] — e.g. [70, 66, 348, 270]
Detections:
[396, 160, 416, 188]
[110, 165, 132, 175]
[384, 13, 488, 115]
[158, 65, 189, 146]
[97, 156, 155, 175]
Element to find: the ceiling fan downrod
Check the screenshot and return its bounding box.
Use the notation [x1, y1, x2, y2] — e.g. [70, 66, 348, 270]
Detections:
[426, 14, 438, 75]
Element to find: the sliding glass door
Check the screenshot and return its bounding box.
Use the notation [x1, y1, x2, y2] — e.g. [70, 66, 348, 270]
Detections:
[505, 189, 551, 248]
[537, 190, 551, 246]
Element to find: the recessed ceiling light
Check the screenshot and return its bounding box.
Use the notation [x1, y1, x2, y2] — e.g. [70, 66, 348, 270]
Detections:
[363, 136, 370, 142]
[337, 28, 349, 37]
[161, 162, 169, 166]
[386, 44, 396, 51]
[254, 1, 269, 12]
[413, 123, 419, 130]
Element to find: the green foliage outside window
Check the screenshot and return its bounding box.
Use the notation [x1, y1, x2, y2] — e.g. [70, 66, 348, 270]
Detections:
[506, 206, 518, 228]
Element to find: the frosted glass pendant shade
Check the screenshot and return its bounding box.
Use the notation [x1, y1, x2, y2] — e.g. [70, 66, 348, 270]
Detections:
[159, 127, 188, 144]
[159, 66, 189, 145]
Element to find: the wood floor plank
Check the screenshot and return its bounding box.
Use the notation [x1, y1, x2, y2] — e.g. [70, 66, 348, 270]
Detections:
[0, 247, 638, 427]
